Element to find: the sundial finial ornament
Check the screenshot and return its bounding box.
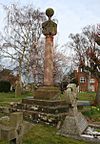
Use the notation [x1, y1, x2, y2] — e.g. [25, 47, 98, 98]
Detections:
[46, 8, 54, 20]
[42, 8, 57, 36]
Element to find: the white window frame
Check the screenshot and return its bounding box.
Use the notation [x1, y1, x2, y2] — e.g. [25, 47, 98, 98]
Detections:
[80, 77, 86, 83]
[90, 79, 95, 84]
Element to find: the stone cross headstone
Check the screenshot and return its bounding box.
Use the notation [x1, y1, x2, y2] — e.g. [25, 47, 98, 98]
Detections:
[60, 83, 88, 136]
[65, 83, 78, 115]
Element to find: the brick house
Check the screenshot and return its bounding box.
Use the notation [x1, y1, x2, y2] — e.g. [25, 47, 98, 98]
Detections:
[74, 68, 98, 92]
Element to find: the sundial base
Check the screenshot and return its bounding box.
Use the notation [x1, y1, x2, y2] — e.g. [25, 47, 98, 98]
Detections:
[34, 86, 60, 100]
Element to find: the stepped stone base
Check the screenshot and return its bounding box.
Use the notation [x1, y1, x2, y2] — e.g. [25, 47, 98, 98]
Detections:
[60, 112, 88, 136]
[34, 86, 60, 100]
[17, 98, 70, 125]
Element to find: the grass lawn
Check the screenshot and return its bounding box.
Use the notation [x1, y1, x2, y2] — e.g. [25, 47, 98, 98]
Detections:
[0, 124, 97, 144]
[78, 92, 96, 101]
[82, 106, 100, 122]
[0, 92, 99, 144]
[23, 124, 92, 144]
[78, 92, 100, 122]
[0, 91, 32, 106]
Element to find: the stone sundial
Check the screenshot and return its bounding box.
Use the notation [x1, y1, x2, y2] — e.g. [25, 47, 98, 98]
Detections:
[42, 8, 57, 86]
[34, 8, 60, 99]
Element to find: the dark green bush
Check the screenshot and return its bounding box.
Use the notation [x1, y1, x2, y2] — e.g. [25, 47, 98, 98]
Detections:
[0, 80, 11, 92]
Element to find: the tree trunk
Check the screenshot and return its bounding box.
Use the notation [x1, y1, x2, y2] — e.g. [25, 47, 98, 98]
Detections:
[95, 79, 100, 106]
[18, 57, 23, 94]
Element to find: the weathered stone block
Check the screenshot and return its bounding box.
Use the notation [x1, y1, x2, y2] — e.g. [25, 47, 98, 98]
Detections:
[19, 98, 70, 125]
[34, 86, 61, 100]
[0, 112, 32, 143]
[60, 112, 88, 136]
[1, 127, 15, 141]
[10, 112, 23, 127]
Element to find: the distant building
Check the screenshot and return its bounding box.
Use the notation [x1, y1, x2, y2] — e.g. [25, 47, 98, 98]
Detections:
[74, 68, 98, 92]
[0, 69, 19, 89]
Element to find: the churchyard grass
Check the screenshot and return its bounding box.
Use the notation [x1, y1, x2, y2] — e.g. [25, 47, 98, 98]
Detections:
[0, 91, 32, 106]
[0, 141, 8, 144]
[23, 124, 92, 144]
[0, 124, 99, 144]
[0, 124, 96, 144]
[78, 92, 96, 101]
[82, 106, 100, 122]
[0, 92, 99, 144]
[61, 91, 96, 101]
[78, 92, 100, 122]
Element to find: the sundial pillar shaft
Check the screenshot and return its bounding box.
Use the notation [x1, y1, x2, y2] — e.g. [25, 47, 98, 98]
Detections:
[42, 8, 57, 86]
[44, 35, 54, 85]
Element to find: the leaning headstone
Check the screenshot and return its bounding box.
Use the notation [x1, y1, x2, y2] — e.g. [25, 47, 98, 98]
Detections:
[60, 84, 88, 136]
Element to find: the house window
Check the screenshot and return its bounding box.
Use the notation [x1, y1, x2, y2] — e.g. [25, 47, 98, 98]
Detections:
[90, 79, 95, 84]
[80, 77, 86, 83]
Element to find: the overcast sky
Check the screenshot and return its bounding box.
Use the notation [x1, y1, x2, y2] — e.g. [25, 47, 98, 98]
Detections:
[0, 0, 100, 45]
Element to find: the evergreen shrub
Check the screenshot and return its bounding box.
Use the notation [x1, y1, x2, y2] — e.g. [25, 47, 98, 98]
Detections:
[0, 80, 11, 92]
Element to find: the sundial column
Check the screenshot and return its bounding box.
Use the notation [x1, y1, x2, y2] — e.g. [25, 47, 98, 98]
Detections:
[42, 8, 57, 86]
[34, 8, 60, 100]
[44, 35, 54, 85]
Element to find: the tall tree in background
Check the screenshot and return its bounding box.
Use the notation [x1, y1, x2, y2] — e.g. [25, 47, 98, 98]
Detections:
[0, 4, 46, 89]
[69, 25, 100, 105]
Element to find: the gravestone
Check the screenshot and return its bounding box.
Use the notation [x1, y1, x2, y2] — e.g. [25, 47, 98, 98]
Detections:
[15, 81, 21, 97]
[60, 84, 88, 136]
[0, 112, 32, 144]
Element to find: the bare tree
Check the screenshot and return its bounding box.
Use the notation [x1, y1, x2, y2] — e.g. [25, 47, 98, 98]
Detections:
[69, 25, 100, 105]
[23, 38, 45, 84]
[53, 45, 71, 84]
[0, 4, 46, 90]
